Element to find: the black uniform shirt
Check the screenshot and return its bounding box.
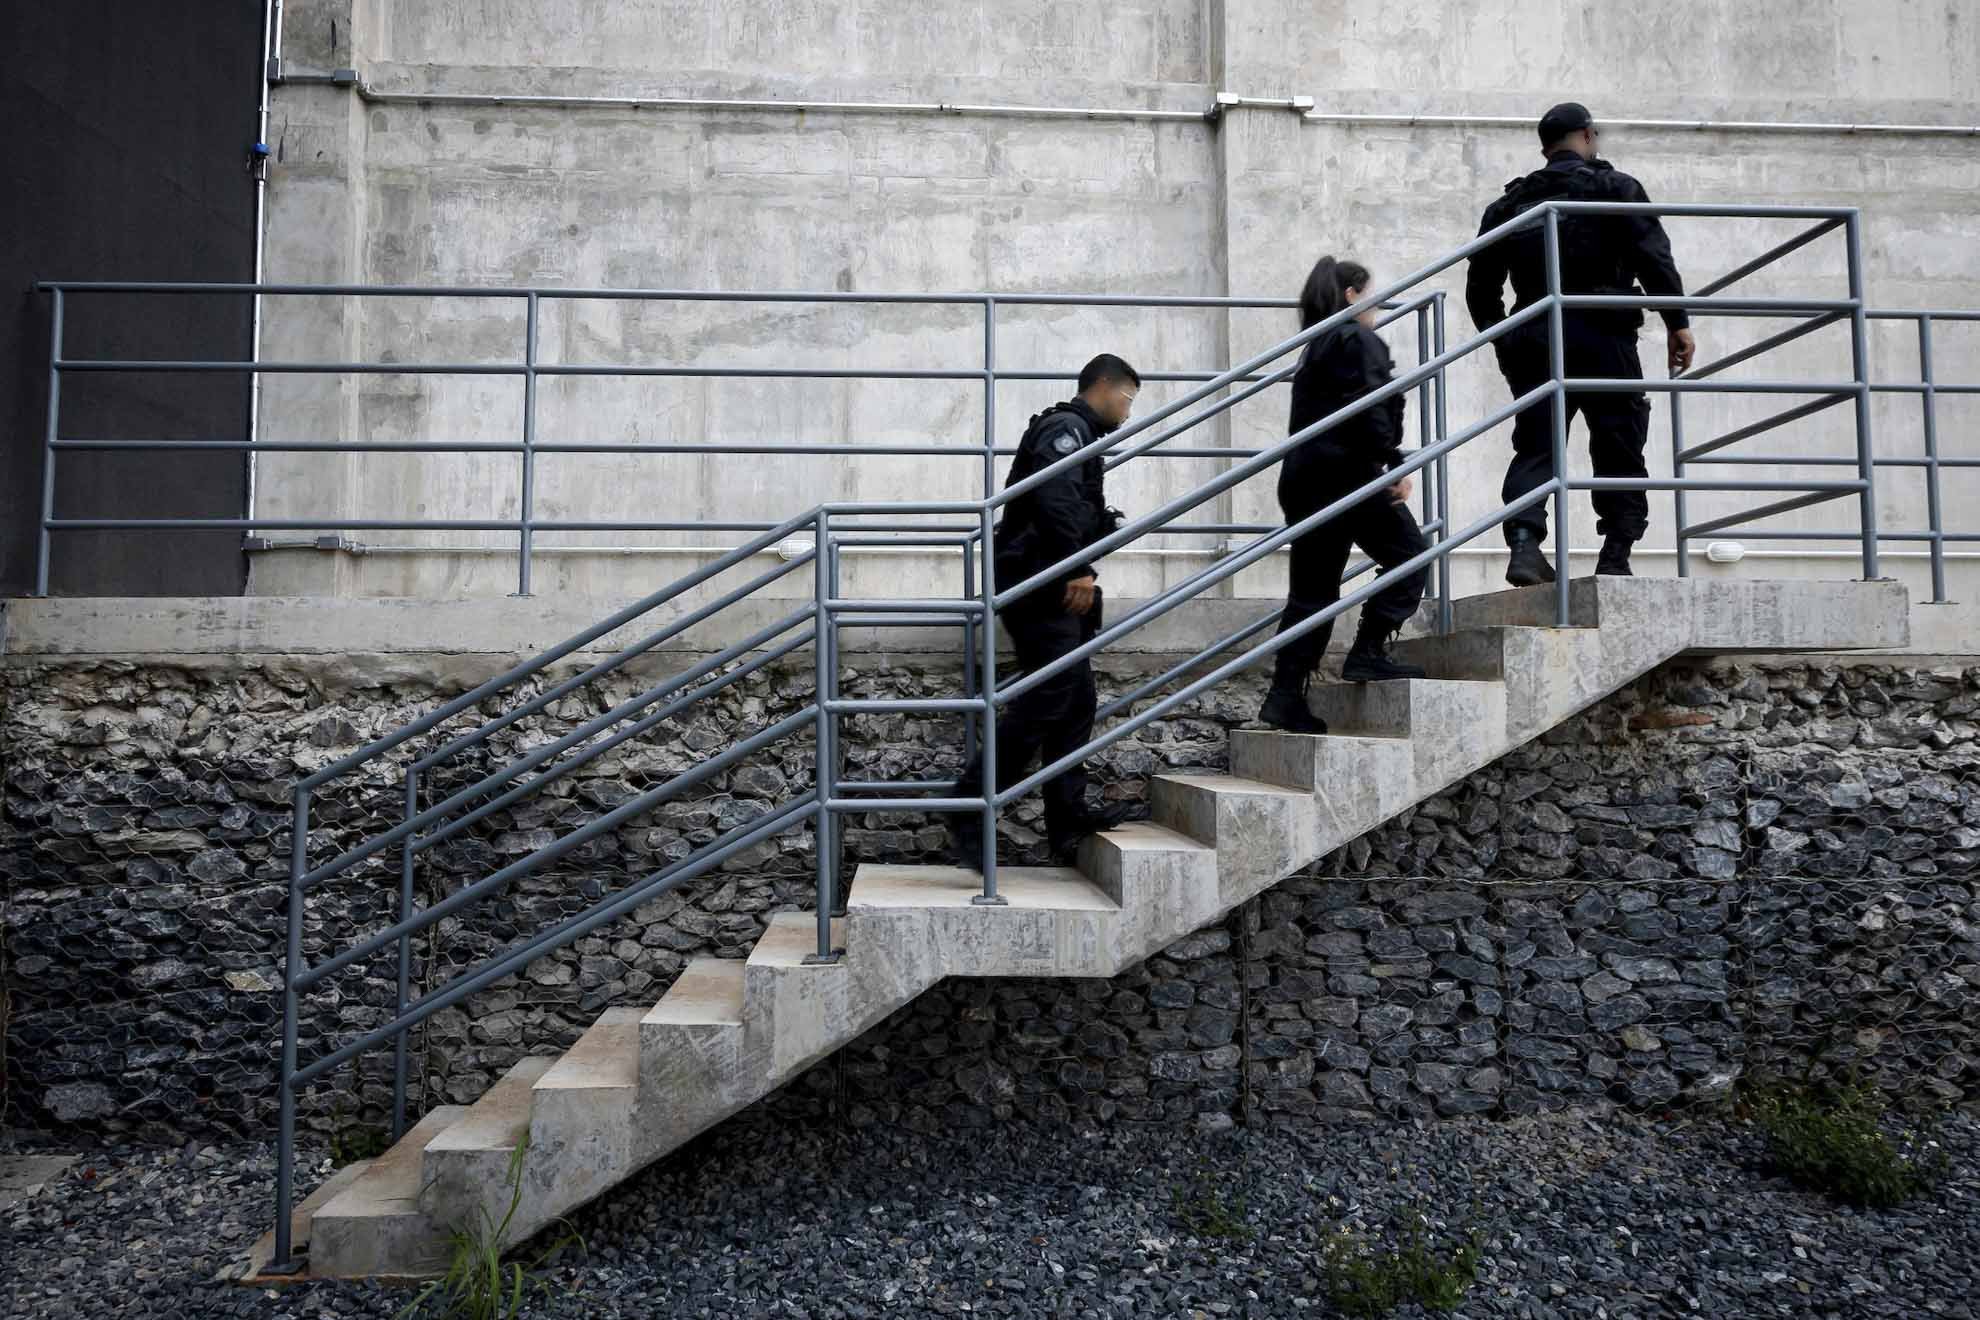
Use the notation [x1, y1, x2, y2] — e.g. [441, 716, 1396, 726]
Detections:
[992, 398, 1115, 601]
[1465, 151, 1689, 337]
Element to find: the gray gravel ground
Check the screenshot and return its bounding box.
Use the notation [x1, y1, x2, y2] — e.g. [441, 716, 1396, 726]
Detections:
[3, 1103, 1974, 1319]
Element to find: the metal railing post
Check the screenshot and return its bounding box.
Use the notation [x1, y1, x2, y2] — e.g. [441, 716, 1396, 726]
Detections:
[1416, 303, 1436, 567]
[268, 785, 310, 1274]
[973, 504, 1005, 906]
[517, 292, 540, 596]
[807, 509, 841, 963]
[1844, 212, 1882, 580]
[1543, 210, 1572, 625]
[36, 289, 63, 596]
[1432, 292, 1452, 634]
[982, 298, 998, 501]
[1917, 315, 1948, 602]
[392, 768, 418, 1141]
[961, 533, 979, 768]
[1671, 391, 1690, 578]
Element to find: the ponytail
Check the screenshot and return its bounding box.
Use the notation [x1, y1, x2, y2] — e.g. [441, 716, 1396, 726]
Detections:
[1297, 255, 1372, 330]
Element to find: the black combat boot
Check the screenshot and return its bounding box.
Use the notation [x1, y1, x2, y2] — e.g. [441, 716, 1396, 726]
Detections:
[947, 812, 988, 872]
[1048, 801, 1146, 861]
[1596, 535, 1635, 576]
[1341, 620, 1428, 683]
[1258, 672, 1330, 735]
[1505, 527, 1557, 587]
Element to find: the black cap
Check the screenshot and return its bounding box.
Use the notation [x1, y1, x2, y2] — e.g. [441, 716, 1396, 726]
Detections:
[1538, 101, 1594, 145]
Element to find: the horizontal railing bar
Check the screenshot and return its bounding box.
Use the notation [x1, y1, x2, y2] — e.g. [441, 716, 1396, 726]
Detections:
[997, 484, 1558, 805]
[32, 280, 1296, 307]
[1558, 295, 1857, 314]
[415, 627, 818, 857]
[1700, 529, 1980, 542]
[833, 615, 973, 628]
[289, 796, 818, 1089]
[824, 698, 984, 715]
[291, 509, 821, 790]
[1869, 308, 1980, 321]
[1676, 392, 1851, 462]
[1562, 378, 1866, 394]
[1679, 487, 1860, 539]
[837, 779, 960, 794]
[1571, 477, 1867, 491]
[825, 797, 983, 812]
[825, 598, 985, 614]
[293, 705, 816, 990]
[1693, 218, 1847, 297]
[56, 359, 526, 375]
[1545, 201, 1860, 218]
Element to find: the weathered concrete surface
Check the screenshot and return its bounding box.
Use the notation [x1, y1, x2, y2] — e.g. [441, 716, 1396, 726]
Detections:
[245, 0, 1980, 604]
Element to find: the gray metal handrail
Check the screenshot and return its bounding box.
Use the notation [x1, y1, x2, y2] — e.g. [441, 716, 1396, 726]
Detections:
[33, 283, 1430, 596]
[235, 197, 1934, 1273]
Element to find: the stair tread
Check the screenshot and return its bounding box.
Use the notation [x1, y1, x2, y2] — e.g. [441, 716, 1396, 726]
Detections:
[423, 1056, 554, 1155]
[747, 910, 849, 969]
[1233, 728, 1408, 747]
[1152, 771, 1312, 797]
[316, 1105, 468, 1219]
[536, 1007, 642, 1093]
[849, 863, 1117, 912]
[1094, 820, 1215, 853]
[642, 957, 746, 1028]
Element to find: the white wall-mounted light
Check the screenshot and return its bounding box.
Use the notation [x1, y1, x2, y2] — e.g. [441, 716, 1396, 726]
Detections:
[776, 537, 815, 562]
[1705, 541, 1746, 564]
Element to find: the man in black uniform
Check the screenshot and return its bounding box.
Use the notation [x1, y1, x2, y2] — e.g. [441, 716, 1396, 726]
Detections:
[1466, 102, 1697, 584]
[949, 354, 1145, 869]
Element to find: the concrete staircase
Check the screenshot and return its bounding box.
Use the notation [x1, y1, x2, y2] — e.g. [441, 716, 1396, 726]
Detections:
[257, 575, 1906, 1278]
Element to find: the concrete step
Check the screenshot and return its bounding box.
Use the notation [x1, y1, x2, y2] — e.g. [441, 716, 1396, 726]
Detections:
[1149, 772, 1318, 907]
[846, 863, 1119, 978]
[1304, 677, 1509, 783]
[1078, 821, 1222, 965]
[417, 1056, 554, 1233]
[744, 911, 853, 1075]
[525, 1007, 644, 1213]
[308, 1104, 469, 1278]
[235, 1155, 373, 1282]
[1228, 729, 1418, 849]
[635, 958, 754, 1165]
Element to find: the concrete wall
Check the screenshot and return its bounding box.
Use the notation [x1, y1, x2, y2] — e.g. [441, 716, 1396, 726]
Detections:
[249, 0, 1980, 607]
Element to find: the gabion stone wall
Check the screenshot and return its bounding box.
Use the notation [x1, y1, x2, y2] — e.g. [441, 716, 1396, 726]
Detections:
[3, 654, 1977, 1144]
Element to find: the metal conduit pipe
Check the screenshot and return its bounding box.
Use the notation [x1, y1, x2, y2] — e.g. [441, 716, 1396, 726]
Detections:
[1303, 109, 1980, 137]
[279, 70, 1264, 122]
[278, 72, 1980, 136]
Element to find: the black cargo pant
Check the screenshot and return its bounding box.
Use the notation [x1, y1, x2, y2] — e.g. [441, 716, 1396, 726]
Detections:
[1271, 488, 1427, 686]
[953, 592, 1100, 838]
[1498, 326, 1652, 545]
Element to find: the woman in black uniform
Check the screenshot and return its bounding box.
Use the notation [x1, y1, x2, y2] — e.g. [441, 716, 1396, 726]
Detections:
[1259, 256, 1429, 734]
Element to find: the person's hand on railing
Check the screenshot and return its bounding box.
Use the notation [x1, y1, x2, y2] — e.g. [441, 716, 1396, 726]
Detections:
[1062, 574, 1099, 616]
[1668, 327, 1696, 376]
[1387, 473, 1415, 503]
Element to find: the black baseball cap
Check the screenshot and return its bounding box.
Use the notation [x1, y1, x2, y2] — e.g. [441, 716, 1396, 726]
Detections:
[1538, 102, 1594, 144]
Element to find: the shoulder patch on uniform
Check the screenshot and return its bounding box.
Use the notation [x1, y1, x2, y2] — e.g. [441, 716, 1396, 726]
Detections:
[1051, 431, 1080, 455]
